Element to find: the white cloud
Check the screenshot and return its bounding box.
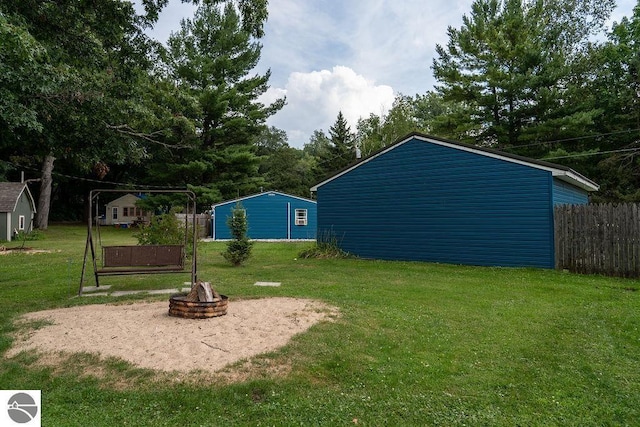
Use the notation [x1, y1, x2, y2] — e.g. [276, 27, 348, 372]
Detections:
[145, 0, 639, 148]
[255, 1, 475, 145]
[261, 66, 395, 148]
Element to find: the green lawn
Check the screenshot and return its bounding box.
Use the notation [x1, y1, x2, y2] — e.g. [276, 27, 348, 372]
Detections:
[1, 224, 639, 426]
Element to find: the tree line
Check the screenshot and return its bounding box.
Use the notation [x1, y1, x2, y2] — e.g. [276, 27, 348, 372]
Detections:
[1, 0, 639, 228]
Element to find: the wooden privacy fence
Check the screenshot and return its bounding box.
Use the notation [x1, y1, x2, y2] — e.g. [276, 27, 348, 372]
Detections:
[176, 213, 210, 238]
[554, 203, 640, 278]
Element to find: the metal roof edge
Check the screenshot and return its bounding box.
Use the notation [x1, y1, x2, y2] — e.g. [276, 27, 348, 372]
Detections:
[211, 191, 316, 209]
[553, 170, 600, 192]
[310, 133, 416, 192]
[416, 134, 600, 192]
[310, 131, 599, 192]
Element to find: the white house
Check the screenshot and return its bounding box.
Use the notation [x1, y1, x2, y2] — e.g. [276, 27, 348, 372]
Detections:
[104, 193, 150, 226]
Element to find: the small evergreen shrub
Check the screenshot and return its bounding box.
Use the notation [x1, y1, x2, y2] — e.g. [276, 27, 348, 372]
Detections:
[222, 202, 252, 266]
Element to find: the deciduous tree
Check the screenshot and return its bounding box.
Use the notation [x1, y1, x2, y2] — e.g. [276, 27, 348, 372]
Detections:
[256, 127, 314, 197]
[0, 0, 183, 228]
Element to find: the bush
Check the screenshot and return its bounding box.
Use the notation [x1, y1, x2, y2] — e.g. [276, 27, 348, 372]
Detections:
[298, 229, 351, 259]
[222, 202, 252, 266]
[134, 211, 183, 245]
[14, 229, 45, 242]
[134, 211, 195, 255]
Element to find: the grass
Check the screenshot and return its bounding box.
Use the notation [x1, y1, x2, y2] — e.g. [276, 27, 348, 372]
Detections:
[1, 224, 639, 425]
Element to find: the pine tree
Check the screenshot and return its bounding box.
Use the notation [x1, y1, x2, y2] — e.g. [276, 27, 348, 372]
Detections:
[313, 112, 355, 180]
[147, 1, 284, 205]
[328, 111, 356, 169]
[588, 2, 640, 201]
[431, 0, 614, 153]
[222, 202, 252, 266]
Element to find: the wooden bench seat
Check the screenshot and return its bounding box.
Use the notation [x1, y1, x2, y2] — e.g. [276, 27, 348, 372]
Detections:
[97, 244, 185, 276]
[96, 266, 185, 276]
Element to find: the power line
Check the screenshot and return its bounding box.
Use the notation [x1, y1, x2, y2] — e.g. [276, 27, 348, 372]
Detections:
[0, 158, 186, 189]
[544, 147, 640, 160]
[502, 128, 640, 150]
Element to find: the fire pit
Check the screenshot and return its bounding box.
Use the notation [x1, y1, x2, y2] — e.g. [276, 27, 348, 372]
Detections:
[168, 281, 228, 319]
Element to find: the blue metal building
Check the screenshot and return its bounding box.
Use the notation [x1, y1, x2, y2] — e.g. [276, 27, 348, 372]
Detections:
[211, 191, 317, 240]
[311, 133, 599, 268]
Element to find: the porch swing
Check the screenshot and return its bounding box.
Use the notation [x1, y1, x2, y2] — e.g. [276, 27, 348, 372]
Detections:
[79, 189, 198, 295]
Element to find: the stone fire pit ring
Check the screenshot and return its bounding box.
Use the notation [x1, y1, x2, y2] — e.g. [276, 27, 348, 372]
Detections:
[168, 294, 229, 319]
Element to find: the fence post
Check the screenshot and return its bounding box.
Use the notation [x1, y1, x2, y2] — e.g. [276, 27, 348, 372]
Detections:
[554, 203, 640, 278]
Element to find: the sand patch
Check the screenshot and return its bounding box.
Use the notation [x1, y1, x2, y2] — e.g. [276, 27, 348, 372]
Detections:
[7, 298, 338, 374]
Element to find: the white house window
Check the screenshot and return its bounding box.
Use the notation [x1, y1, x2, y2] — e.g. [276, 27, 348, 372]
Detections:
[295, 209, 308, 226]
[19, 215, 25, 230]
[112, 207, 118, 220]
[123, 206, 136, 217]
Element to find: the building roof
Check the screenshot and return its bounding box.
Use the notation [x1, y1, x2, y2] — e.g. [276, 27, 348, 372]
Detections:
[211, 191, 316, 209]
[311, 132, 599, 192]
[0, 182, 36, 213]
[105, 193, 143, 206]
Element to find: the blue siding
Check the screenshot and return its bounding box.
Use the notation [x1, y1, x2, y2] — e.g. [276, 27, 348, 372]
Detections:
[213, 192, 316, 240]
[317, 139, 556, 268]
[552, 179, 589, 205]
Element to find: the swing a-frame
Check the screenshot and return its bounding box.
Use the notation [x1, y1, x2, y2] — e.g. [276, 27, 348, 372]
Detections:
[79, 189, 198, 295]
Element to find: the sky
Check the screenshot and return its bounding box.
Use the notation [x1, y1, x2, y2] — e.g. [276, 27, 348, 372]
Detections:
[146, 0, 638, 148]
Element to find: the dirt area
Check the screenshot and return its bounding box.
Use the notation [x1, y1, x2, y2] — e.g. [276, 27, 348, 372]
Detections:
[0, 246, 53, 255]
[7, 298, 339, 375]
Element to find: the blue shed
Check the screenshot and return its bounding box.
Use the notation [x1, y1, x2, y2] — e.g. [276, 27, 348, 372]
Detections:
[311, 132, 599, 268]
[211, 191, 317, 240]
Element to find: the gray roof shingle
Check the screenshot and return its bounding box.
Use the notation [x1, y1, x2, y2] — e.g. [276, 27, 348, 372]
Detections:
[0, 182, 31, 213]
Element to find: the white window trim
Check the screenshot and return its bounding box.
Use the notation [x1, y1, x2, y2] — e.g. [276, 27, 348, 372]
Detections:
[18, 215, 25, 230]
[295, 209, 308, 226]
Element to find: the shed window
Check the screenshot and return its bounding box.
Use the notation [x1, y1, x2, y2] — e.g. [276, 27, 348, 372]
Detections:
[295, 209, 308, 226]
[112, 207, 118, 220]
[19, 215, 25, 230]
